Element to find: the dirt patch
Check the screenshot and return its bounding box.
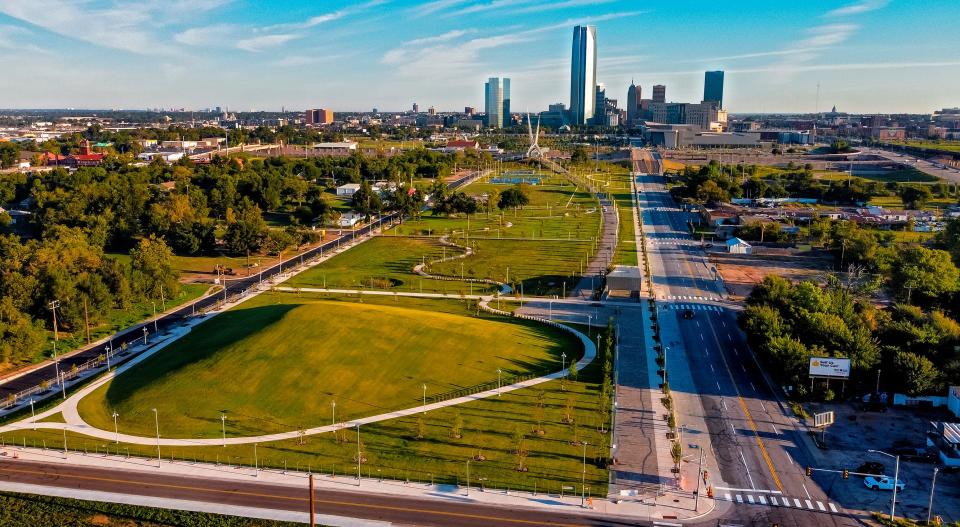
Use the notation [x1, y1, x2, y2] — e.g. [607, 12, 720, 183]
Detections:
[710, 247, 834, 299]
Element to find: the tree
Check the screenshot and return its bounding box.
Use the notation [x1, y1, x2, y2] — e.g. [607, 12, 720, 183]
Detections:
[225, 200, 268, 255]
[890, 246, 960, 303]
[893, 350, 941, 395]
[450, 410, 463, 439]
[513, 426, 528, 471]
[498, 185, 530, 210]
[695, 179, 729, 205]
[829, 139, 851, 154]
[351, 180, 382, 220]
[571, 145, 589, 165]
[130, 236, 180, 300]
[898, 185, 932, 210]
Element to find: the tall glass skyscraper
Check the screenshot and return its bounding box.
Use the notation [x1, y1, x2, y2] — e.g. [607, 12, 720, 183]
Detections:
[484, 77, 510, 128]
[569, 25, 597, 126]
[704, 70, 724, 108]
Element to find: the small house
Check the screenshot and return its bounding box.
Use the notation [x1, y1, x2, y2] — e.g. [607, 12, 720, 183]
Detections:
[336, 183, 361, 197]
[726, 237, 752, 255]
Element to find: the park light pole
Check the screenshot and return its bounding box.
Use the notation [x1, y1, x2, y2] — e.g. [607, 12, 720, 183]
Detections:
[152, 408, 161, 468]
[561, 352, 567, 377]
[466, 459, 471, 496]
[869, 449, 900, 520]
[581, 441, 588, 508]
[29, 399, 35, 430]
[356, 424, 361, 486]
[151, 301, 158, 334]
[221, 412, 227, 447]
[422, 384, 427, 414]
[104, 346, 111, 370]
[331, 401, 336, 427]
[497, 368, 502, 397]
[142, 327, 148, 345]
[927, 466, 939, 525]
[112, 411, 119, 443]
[49, 300, 62, 396]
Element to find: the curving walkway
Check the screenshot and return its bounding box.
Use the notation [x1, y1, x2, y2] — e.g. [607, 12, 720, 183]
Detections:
[0, 294, 594, 448]
[411, 235, 510, 293]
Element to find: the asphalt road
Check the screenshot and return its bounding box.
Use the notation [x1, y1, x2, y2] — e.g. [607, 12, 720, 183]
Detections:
[633, 156, 864, 527]
[0, 459, 652, 527]
[0, 171, 486, 406]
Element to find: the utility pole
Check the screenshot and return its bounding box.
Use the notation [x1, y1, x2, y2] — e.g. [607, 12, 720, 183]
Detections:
[48, 300, 62, 395]
[309, 474, 315, 527]
[695, 449, 704, 511]
[926, 466, 939, 525]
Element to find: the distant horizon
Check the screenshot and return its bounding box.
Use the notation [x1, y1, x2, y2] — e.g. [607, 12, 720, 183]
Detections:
[0, 0, 957, 113]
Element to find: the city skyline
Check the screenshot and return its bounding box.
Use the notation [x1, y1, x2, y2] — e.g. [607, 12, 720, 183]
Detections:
[0, 0, 958, 113]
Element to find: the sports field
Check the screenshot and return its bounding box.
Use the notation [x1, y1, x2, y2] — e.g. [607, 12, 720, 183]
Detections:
[75, 293, 579, 438]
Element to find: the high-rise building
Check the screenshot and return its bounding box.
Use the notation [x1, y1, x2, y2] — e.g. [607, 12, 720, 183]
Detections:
[412, 103, 420, 113]
[305, 108, 333, 125]
[626, 81, 642, 124]
[592, 84, 606, 126]
[464, 106, 475, 115]
[703, 70, 724, 108]
[652, 85, 666, 104]
[569, 25, 598, 126]
[484, 77, 511, 128]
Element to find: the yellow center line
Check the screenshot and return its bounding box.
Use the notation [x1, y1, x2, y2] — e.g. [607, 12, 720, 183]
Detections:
[680, 257, 784, 493]
[0, 464, 582, 527]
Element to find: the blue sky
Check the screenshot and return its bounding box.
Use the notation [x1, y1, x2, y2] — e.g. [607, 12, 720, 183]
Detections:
[0, 0, 957, 113]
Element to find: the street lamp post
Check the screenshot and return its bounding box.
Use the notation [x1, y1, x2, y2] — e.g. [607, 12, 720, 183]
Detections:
[581, 441, 588, 507]
[142, 327, 148, 345]
[104, 346, 111, 370]
[497, 368, 502, 397]
[356, 424, 361, 486]
[112, 411, 119, 444]
[422, 384, 427, 413]
[152, 408, 161, 468]
[927, 466, 939, 525]
[29, 399, 35, 430]
[869, 449, 900, 520]
[561, 353, 567, 377]
[221, 413, 227, 447]
[331, 401, 336, 427]
[466, 459, 471, 496]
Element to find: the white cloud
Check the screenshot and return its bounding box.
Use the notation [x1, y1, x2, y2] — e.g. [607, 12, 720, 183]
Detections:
[0, 24, 43, 52]
[411, 0, 471, 17]
[236, 34, 300, 52]
[402, 29, 477, 46]
[512, 0, 617, 15]
[825, 0, 890, 17]
[174, 24, 237, 46]
[798, 24, 859, 47]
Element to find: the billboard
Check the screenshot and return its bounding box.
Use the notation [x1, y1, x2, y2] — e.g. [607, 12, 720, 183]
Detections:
[809, 357, 850, 379]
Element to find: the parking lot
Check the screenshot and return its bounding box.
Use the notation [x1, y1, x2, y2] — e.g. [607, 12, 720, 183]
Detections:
[802, 401, 960, 523]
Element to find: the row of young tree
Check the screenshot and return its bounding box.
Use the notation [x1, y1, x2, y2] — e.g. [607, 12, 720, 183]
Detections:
[0, 229, 178, 371]
[669, 160, 948, 208]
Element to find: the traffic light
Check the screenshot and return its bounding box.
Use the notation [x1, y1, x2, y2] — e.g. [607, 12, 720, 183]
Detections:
[806, 466, 812, 477]
[842, 468, 849, 480]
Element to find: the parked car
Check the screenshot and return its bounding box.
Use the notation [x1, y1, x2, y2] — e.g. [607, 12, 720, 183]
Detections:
[682, 309, 695, 319]
[856, 461, 884, 476]
[864, 476, 905, 491]
[890, 446, 935, 463]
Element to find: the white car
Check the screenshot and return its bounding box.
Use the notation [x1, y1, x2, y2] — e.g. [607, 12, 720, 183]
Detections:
[864, 475, 905, 491]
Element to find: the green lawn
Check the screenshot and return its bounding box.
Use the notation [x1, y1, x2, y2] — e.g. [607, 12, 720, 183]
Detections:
[885, 140, 960, 153]
[284, 236, 493, 294]
[75, 292, 580, 438]
[0, 492, 298, 527]
[429, 239, 594, 297]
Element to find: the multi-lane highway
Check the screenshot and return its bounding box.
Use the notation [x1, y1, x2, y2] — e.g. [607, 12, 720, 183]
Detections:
[634, 153, 861, 526]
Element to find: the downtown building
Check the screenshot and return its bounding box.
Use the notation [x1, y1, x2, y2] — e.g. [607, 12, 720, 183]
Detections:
[569, 25, 598, 126]
[484, 77, 511, 128]
[305, 108, 334, 125]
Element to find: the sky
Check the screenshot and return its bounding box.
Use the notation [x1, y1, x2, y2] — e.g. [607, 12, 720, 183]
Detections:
[0, 0, 958, 114]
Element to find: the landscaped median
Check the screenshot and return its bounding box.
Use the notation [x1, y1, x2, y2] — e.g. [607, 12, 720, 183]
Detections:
[1, 291, 612, 497]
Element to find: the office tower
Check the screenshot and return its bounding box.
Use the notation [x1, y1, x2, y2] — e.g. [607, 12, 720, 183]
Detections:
[704, 70, 724, 108]
[569, 25, 598, 125]
[484, 77, 511, 128]
[593, 84, 606, 125]
[305, 108, 333, 125]
[464, 106, 475, 115]
[626, 80, 641, 124]
[653, 84, 666, 103]
[428, 106, 436, 115]
[412, 102, 419, 113]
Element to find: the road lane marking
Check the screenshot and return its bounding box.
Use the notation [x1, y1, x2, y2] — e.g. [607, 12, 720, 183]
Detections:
[747, 495, 755, 504]
[759, 401, 766, 412]
[794, 498, 802, 507]
[805, 500, 814, 509]
[817, 501, 826, 511]
[0, 464, 581, 527]
[710, 364, 715, 373]
[829, 503, 839, 513]
[739, 449, 756, 490]
[750, 382, 756, 391]
[787, 453, 794, 465]
[771, 424, 779, 435]
[717, 381, 722, 391]
[722, 398, 728, 410]
[741, 364, 747, 372]
[769, 496, 778, 506]
[759, 495, 767, 505]
[801, 483, 811, 499]
[728, 334, 733, 342]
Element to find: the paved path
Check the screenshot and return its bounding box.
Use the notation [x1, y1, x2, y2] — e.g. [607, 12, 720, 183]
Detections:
[571, 174, 620, 300]
[0, 296, 596, 447]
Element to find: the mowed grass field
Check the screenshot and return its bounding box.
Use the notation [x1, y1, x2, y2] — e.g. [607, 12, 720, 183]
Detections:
[10, 312, 609, 496]
[285, 236, 496, 294]
[76, 292, 580, 438]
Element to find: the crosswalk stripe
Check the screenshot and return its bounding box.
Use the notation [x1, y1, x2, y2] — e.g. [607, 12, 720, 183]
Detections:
[794, 498, 802, 507]
[829, 503, 839, 513]
[724, 493, 732, 502]
[735, 495, 743, 503]
[769, 496, 778, 506]
[817, 501, 826, 511]
[759, 495, 767, 505]
[747, 495, 755, 504]
[805, 499, 814, 509]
